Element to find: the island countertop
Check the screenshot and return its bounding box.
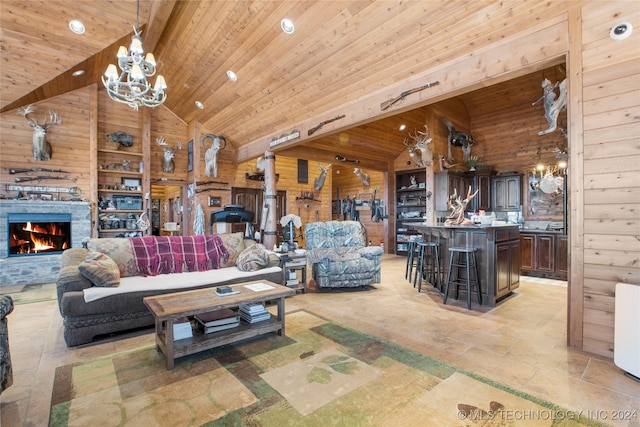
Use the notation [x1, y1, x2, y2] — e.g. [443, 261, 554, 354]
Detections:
[406, 223, 521, 307]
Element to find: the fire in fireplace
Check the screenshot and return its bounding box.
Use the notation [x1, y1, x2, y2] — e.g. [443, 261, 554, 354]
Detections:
[7, 213, 71, 256]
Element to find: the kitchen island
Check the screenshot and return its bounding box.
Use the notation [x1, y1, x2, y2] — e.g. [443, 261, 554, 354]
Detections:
[408, 223, 520, 307]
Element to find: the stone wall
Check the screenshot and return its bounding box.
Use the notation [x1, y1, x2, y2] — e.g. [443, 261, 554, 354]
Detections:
[0, 200, 91, 287]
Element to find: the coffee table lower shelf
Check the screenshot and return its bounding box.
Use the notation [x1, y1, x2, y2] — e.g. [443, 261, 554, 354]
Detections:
[144, 280, 295, 369]
[156, 315, 284, 365]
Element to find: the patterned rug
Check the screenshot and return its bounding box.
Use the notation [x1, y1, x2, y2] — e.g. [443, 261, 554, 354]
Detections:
[49, 310, 606, 427]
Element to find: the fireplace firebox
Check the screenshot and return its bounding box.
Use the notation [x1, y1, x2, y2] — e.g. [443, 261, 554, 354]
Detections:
[7, 213, 71, 256]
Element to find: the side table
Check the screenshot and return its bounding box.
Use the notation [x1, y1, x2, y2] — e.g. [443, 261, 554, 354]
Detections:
[279, 253, 307, 293]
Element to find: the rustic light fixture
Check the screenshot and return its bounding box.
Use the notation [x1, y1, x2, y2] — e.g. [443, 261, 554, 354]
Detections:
[102, 0, 167, 110]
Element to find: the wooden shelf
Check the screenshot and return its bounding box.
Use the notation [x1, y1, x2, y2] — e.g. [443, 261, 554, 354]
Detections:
[99, 209, 144, 214]
[99, 228, 142, 233]
[99, 189, 143, 195]
[98, 170, 142, 175]
[98, 149, 143, 157]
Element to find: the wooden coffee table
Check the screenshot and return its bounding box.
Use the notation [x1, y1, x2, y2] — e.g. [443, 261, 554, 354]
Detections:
[143, 280, 295, 369]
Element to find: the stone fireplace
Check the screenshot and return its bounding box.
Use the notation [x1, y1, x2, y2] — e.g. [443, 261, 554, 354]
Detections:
[0, 200, 91, 287]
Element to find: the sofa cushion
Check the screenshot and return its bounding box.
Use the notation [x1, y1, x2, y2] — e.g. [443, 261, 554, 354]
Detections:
[217, 232, 245, 267]
[86, 238, 139, 277]
[235, 245, 279, 272]
[78, 251, 120, 287]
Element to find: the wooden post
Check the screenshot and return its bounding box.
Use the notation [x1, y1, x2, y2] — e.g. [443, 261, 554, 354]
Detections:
[262, 150, 277, 249]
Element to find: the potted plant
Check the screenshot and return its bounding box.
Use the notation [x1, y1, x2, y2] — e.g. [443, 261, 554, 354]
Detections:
[468, 155, 479, 171]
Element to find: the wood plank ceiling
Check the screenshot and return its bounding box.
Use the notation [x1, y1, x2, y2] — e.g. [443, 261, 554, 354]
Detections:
[0, 0, 567, 171]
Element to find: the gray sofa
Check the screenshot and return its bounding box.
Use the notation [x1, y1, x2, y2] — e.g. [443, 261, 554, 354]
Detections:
[56, 233, 283, 347]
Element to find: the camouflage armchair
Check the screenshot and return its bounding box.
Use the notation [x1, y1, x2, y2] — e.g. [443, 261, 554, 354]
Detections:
[0, 295, 14, 394]
[304, 221, 383, 289]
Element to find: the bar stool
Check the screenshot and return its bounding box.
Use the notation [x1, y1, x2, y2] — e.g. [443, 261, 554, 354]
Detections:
[405, 238, 423, 282]
[414, 241, 441, 293]
[443, 247, 481, 309]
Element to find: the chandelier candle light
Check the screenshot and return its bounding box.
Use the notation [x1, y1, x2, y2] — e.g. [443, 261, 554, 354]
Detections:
[102, 0, 167, 110]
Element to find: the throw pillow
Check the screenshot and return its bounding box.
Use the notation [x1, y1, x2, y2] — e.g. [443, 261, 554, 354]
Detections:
[236, 245, 272, 272]
[216, 232, 245, 267]
[78, 251, 120, 287]
[85, 238, 139, 277]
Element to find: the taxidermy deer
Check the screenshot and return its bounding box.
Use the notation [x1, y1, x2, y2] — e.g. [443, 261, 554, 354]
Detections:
[314, 164, 332, 191]
[155, 136, 182, 173]
[353, 168, 370, 186]
[17, 104, 61, 161]
[441, 117, 474, 162]
[202, 134, 227, 178]
[403, 125, 433, 167]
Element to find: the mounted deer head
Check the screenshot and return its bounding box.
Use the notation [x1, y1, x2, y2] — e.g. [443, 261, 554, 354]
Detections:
[155, 136, 182, 173]
[353, 167, 370, 186]
[314, 164, 332, 191]
[202, 134, 227, 178]
[403, 125, 433, 167]
[17, 104, 61, 161]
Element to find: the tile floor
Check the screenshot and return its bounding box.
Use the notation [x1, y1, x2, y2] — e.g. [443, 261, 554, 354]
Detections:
[1, 255, 639, 427]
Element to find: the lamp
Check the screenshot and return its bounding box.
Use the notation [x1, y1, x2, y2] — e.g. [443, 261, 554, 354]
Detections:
[102, 0, 167, 110]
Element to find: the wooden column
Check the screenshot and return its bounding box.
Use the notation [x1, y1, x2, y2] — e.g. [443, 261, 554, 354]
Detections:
[262, 150, 277, 249]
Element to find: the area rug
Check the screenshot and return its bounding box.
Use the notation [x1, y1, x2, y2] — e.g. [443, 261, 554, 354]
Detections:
[49, 310, 607, 427]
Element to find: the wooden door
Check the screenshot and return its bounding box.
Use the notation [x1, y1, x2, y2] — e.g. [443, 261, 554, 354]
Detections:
[535, 234, 555, 272]
[555, 235, 568, 277]
[495, 241, 510, 298]
[231, 187, 287, 235]
[509, 239, 521, 291]
[520, 234, 535, 271]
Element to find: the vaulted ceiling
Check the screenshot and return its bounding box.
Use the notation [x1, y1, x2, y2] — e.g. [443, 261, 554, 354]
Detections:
[1, 0, 561, 171]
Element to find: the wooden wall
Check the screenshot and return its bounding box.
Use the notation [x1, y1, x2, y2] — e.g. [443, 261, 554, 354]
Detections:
[1, 88, 94, 202]
[575, 2, 640, 357]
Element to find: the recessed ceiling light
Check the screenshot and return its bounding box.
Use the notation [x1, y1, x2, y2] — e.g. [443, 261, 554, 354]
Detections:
[399, 124, 406, 131]
[72, 70, 85, 77]
[281, 18, 294, 34]
[226, 70, 238, 81]
[195, 101, 204, 109]
[69, 20, 85, 35]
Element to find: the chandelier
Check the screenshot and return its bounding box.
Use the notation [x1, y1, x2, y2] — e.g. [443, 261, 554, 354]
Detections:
[102, 0, 167, 110]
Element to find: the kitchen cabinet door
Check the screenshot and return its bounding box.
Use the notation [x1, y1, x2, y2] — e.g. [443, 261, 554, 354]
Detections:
[492, 174, 521, 211]
[555, 235, 568, 276]
[520, 234, 535, 271]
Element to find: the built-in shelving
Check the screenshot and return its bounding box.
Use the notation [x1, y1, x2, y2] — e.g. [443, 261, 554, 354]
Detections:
[395, 169, 427, 255]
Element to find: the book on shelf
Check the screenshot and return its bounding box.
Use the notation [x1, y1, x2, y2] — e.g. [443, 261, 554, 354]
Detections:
[173, 317, 193, 341]
[286, 279, 299, 287]
[215, 285, 240, 296]
[196, 320, 240, 334]
[239, 312, 271, 323]
[239, 303, 267, 314]
[195, 308, 240, 327]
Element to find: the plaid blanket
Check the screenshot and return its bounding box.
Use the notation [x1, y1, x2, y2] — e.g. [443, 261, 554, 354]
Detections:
[129, 235, 229, 276]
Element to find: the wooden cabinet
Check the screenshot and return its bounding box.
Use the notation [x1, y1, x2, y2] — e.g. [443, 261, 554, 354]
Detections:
[495, 230, 521, 300]
[555, 235, 568, 277]
[413, 224, 520, 307]
[435, 171, 471, 212]
[467, 170, 494, 212]
[395, 169, 427, 254]
[491, 173, 521, 211]
[520, 232, 566, 279]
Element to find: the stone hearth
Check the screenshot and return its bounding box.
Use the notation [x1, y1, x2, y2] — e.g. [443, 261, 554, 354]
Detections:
[0, 200, 91, 287]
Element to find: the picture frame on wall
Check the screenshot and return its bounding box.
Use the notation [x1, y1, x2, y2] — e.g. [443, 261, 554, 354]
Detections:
[187, 140, 194, 172]
[208, 196, 221, 207]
